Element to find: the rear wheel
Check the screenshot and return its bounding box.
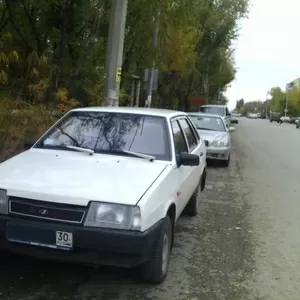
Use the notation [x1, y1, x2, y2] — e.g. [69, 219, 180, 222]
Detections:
[141, 216, 172, 284]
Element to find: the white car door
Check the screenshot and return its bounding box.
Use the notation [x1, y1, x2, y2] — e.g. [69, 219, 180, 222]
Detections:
[170, 119, 191, 216]
[170, 117, 203, 216]
[178, 118, 203, 192]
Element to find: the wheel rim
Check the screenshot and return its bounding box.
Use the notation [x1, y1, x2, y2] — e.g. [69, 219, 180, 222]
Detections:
[161, 231, 170, 274]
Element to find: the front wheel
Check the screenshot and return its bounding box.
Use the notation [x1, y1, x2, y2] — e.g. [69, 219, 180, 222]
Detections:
[184, 181, 200, 217]
[141, 216, 172, 284]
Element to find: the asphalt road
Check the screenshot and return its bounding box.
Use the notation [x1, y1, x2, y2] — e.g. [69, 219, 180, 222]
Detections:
[0, 119, 299, 300]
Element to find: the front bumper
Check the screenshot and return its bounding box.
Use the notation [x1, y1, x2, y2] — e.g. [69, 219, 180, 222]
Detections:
[0, 215, 163, 268]
[206, 146, 230, 161]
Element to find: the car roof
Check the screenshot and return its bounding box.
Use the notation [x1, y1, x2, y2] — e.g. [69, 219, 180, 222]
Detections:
[187, 112, 223, 118]
[70, 106, 186, 119]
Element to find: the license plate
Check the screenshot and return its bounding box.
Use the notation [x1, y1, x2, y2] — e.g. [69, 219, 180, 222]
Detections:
[56, 231, 73, 249]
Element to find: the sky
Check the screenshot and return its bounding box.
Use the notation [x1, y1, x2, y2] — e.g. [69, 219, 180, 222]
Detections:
[225, 0, 300, 110]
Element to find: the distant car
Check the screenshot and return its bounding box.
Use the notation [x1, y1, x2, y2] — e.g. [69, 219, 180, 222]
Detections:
[247, 113, 258, 119]
[199, 105, 231, 128]
[296, 118, 300, 128]
[230, 112, 239, 124]
[0, 107, 207, 284]
[269, 112, 281, 123]
[188, 112, 234, 167]
[290, 117, 298, 124]
[280, 116, 291, 123]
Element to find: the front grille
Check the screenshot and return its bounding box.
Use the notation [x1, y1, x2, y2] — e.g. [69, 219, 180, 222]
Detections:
[9, 197, 86, 224]
[204, 140, 209, 146]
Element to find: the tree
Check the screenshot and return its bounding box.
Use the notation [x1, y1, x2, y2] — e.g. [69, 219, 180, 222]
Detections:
[235, 98, 244, 111]
[269, 87, 286, 113]
[0, 0, 249, 110]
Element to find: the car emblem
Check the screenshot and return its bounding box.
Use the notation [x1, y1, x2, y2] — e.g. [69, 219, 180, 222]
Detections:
[39, 209, 49, 215]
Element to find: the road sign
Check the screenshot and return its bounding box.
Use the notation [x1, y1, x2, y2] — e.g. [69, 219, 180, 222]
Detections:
[116, 68, 122, 83]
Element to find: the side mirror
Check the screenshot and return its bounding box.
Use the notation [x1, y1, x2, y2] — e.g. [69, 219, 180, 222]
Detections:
[179, 153, 200, 166]
[228, 126, 236, 132]
[24, 141, 35, 150]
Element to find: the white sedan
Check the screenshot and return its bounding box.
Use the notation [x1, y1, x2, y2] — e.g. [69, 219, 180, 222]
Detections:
[188, 112, 235, 167]
[0, 107, 207, 284]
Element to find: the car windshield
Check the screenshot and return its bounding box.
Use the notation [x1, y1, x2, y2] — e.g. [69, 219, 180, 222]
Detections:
[199, 106, 225, 116]
[189, 115, 226, 132]
[35, 111, 171, 161]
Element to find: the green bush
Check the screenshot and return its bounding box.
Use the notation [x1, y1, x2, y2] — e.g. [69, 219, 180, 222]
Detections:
[0, 100, 58, 162]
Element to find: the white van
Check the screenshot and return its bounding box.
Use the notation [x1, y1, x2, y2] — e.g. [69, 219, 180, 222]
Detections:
[199, 105, 231, 127]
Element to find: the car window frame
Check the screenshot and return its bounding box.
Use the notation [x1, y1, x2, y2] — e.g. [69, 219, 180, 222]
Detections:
[225, 107, 230, 116]
[34, 111, 173, 162]
[170, 119, 189, 155]
[177, 117, 198, 153]
[186, 116, 200, 142]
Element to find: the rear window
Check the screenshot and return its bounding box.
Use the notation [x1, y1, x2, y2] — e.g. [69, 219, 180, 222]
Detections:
[200, 106, 225, 116]
[188, 115, 226, 132]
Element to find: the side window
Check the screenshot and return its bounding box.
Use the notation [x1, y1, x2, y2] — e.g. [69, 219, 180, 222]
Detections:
[187, 117, 200, 142]
[178, 118, 197, 151]
[226, 107, 230, 116]
[171, 120, 188, 153]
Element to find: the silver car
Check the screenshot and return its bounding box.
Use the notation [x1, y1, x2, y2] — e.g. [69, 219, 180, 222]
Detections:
[188, 113, 235, 167]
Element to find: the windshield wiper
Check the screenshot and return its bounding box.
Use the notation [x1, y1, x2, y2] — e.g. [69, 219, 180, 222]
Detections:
[197, 127, 215, 131]
[122, 150, 155, 161]
[99, 149, 155, 161]
[67, 145, 94, 155]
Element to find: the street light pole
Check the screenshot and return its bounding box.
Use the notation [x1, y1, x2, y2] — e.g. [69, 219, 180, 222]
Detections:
[102, 0, 128, 106]
[145, 11, 160, 108]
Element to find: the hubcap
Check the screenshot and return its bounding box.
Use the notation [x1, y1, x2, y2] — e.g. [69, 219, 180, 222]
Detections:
[161, 231, 170, 274]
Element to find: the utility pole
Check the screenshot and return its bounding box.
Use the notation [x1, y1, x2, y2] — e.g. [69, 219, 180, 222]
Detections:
[145, 11, 160, 108]
[216, 62, 222, 104]
[102, 0, 128, 106]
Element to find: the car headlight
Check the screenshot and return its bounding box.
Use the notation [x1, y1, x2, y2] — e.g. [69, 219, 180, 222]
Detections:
[84, 202, 141, 230]
[0, 189, 8, 214]
[211, 138, 229, 147]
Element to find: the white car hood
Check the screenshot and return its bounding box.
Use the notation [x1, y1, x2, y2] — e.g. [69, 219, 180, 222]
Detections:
[0, 149, 168, 206]
[197, 130, 227, 143]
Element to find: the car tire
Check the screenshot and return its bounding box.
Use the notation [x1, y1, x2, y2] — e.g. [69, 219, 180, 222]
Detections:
[184, 180, 201, 217]
[141, 216, 172, 284]
[200, 168, 206, 192]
